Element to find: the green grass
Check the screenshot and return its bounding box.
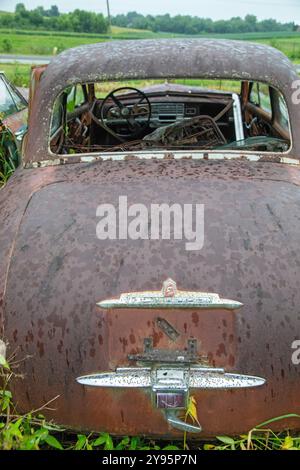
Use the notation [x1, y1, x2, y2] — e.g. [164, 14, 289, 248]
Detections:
[0, 125, 18, 187]
[0, 27, 175, 56]
[0, 63, 32, 87]
[0, 27, 300, 58]
[256, 37, 300, 60]
[0, 30, 106, 56]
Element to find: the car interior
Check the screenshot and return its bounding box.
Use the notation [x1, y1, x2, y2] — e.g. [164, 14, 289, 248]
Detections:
[49, 79, 291, 155]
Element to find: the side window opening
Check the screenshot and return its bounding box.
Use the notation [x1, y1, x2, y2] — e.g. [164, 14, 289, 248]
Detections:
[51, 94, 65, 136]
[278, 93, 289, 131]
[66, 85, 87, 113]
[258, 83, 272, 115]
[249, 82, 272, 115]
[249, 82, 260, 107]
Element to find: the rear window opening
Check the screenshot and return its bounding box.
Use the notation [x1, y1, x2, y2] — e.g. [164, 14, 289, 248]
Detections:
[49, 78, 291, 156]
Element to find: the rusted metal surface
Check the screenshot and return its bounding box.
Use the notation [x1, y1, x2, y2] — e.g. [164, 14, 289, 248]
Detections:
[24, 39, 300, 163]
[1, 158, 300, 435]
[1, 40, 300, 435]
[27, 65, 47, 116]
[141, 115, 227, 149]
[3, 108, 27, 135]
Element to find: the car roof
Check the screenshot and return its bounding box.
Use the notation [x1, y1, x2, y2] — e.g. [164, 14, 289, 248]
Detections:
[43, 38, 297, 91]
[24, 39, 300, 163]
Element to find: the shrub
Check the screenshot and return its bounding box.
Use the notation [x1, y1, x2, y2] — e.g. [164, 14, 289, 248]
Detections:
[2, 38, 12, 53]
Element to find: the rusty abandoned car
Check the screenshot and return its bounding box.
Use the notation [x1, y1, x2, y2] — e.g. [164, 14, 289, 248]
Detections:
[0, 39, 300, 437]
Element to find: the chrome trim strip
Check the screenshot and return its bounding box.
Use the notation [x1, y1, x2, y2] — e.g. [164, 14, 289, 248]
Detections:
[98, 278, 243, 310]
[232, 92, 244, 142]
[76, 366, 265, 389]
[77, 368, 152, 388]
[25, 152, 300, 168]
[189, 368, 265, 389]
[98, 291, 243, 310]
[98, 294, 243, 309]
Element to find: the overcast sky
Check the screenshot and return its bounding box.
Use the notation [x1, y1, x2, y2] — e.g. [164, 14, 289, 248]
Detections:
[0, 0, 299, 23]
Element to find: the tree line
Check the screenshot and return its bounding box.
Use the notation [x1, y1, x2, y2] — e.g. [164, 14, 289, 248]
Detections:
[0, 4, 296, 35]
[0, 4, 108, 34]
[112, 11, 295, 35]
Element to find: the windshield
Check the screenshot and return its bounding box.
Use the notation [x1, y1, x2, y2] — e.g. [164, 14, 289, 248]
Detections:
[49, 78, 291, 156]
[0, 74, 27, 119]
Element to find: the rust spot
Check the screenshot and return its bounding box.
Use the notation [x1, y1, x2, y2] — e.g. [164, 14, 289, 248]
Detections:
[46, 312, 67, 337]
[26, 330, 34, 343]
[192, 312, 199, 326]
[90, 348, 96, 358]
[38, 328, 44, 338]
[98, 334, 103, 345]
[37, 341, 44, 357]
[119, 337, 128, 353]
[207, 351, 215, 367]
[229, 354, 235, 367]
[216, 343, 227, 357]
[129, 333, 136, 344]
[152, 329, 163, 347]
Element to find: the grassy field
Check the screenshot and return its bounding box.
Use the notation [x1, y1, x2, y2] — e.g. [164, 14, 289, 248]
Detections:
[0, 63, 32, 87]
[256, 37, 300, 61]
[1, 28, 299, 88]
[0, 27, 300, 57]
[0, 26, 175, 55]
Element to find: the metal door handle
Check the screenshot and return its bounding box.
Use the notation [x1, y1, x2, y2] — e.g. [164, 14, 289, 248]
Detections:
[165, 409, 202, 433]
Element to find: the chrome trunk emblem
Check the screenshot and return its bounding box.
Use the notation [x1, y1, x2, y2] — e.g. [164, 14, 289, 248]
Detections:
[162, 278, 177, 297]
[98, 279, 243, 310]
[77, 279, 264, 433]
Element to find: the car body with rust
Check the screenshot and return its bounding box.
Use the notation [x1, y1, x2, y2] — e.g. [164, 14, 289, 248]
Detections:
[0, 39, 300, 437]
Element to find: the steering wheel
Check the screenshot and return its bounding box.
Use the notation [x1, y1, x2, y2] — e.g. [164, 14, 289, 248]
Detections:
[98, 87, 151, 140]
